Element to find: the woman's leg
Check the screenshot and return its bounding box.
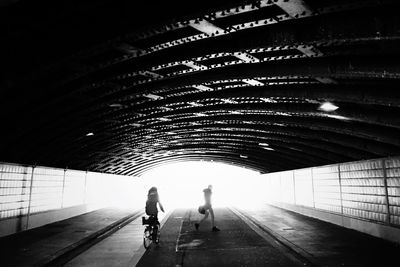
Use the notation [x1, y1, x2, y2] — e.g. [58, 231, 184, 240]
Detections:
[209, 207, 215, 227]
[199, 210, 209, 224]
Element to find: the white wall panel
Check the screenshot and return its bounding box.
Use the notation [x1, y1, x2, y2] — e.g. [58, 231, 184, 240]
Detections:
[312, 165, 341, 213]
[386, 158, 400, 226]
[280, 171, 295, 204]
[0, 162, 139, 225]
[262, 157, 400, 228]
[0, 164, 32, 219]
[293, 169, 313, 207]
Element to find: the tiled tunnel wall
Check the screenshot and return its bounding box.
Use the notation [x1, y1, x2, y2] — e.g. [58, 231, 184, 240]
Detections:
[263, 157, 400, 243]
[0, 162, 143, 236]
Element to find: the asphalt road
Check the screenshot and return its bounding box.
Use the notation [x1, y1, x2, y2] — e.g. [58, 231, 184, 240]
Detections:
[136, 208, 304, 267]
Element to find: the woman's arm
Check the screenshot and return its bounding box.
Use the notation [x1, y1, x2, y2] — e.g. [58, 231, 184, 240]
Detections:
[158, 201, 165, 212]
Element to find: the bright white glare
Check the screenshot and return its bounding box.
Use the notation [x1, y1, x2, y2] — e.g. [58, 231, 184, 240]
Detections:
[258, 143, 269, 146]
[86, 132, 94, 136]
[319, 102, 339, 112]
[323, 114, 351, 121]
[262, 147, 275, 151]
[140, 161, 265, 211]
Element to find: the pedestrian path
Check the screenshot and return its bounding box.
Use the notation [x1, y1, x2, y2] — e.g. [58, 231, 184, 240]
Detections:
[240, 204, 400, 267]
[0, 207, 141, 267]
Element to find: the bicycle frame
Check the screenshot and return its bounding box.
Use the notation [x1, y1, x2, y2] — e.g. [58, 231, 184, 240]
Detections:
[142, 216, 160, 249]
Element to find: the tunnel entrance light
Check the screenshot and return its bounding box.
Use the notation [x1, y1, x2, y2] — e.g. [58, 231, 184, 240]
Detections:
[140, 161, 263, 209]
[319, 102, 339, 112]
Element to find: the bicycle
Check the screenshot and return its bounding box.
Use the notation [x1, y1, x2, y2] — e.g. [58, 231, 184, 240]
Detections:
[142, 215, 160, 249]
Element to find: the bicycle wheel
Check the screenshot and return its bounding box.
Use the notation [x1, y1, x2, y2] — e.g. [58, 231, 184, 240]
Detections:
[143, 228, 152, 249]
[155, 228, 160, 244]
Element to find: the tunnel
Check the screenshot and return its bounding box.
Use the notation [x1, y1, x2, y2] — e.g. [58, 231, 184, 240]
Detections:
[1, 0, 400, 266]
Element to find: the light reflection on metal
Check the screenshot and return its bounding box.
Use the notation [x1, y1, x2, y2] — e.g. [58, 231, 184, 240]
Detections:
[274, 0, 313, 18]
[221, 99, 238, 104]
[188, 102, 203, 107]
[140, 70, 163, 79]
[296, 45, 323, 57]
[315, 77, 337, 84]
[193, 85, 214, 91]
[182, 61, 208, 70]
[232, 52, 260, 63]
[260, 98, 278, 103]
[242, 79, 264, 86]
[189, 19, 224, 35]
[143, 93, 163, 100]
[324, 114, 350, 121]
[275, 112, 292, 116]
[108, 103, 124, 108]
[263, 147, 275, 151]
[159, 106, 173, 111]
[319, 102, 339, 112]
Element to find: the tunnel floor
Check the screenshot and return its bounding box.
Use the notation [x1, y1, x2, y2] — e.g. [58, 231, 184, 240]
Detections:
[1, 205, 399, 266]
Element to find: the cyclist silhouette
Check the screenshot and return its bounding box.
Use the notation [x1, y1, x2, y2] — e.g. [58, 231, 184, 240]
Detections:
[195, 185, 220, 232]
[145, 187, 165, 240]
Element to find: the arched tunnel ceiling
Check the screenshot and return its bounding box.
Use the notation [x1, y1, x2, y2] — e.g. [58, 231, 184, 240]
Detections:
[1, 0, 400, 176]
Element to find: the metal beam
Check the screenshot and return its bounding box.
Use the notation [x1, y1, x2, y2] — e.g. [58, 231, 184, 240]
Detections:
[274, 0, 314, 18]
